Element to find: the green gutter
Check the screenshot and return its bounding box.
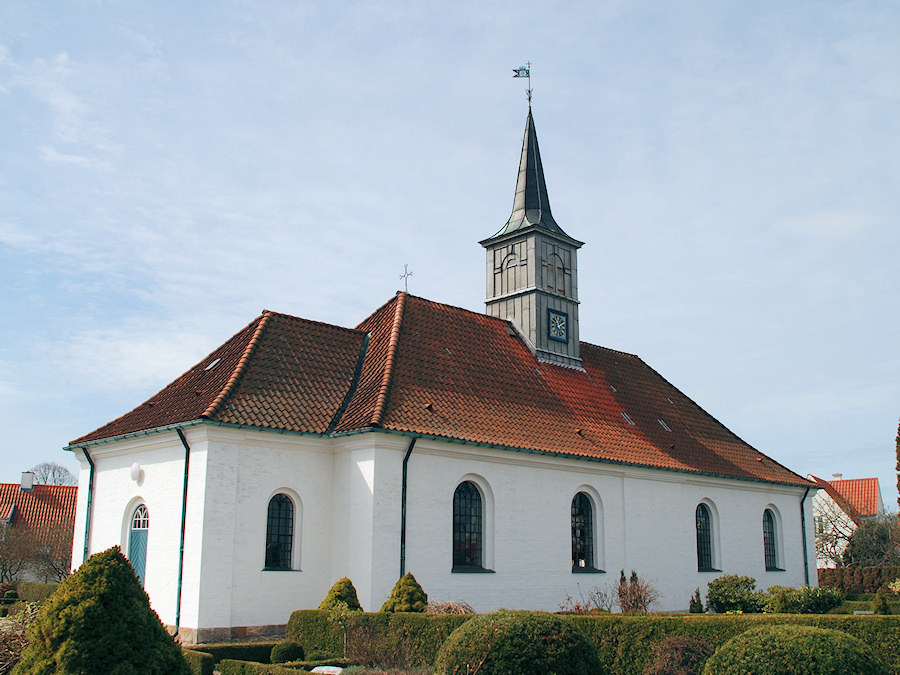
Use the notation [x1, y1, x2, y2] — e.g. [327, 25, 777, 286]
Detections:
[81, 447, 95, 564]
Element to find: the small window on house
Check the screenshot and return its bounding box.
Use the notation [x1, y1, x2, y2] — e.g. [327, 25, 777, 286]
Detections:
[814, 514, 825, 535]
[763, 508, 781, 571]
[621, 412, 635, 425]
[696, 503, 715, 571]
[658, 418, 672, 432]
[265, 494, 294, 570]
[453, 481, 483, 570]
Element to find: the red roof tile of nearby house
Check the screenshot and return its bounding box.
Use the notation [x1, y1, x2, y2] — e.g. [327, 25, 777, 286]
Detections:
[808, 475, 863, 525]
[829, 477, 883, 517]
[70, 293, 808, 487]
[0, 483, 77, 545]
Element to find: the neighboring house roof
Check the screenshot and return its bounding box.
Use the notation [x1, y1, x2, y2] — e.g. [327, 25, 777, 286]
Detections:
[808, 475, 863, 525]
[70, 293, 809, 487]
[0, 483, 78, 545]
[829, 477, 883, 518]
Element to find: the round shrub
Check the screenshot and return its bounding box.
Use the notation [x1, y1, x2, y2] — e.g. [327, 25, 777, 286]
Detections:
[380, 572, 427, 612]
[12, 546, 189, 675]
[644, 635, 713, 675]
[318, 577, 362, 611]
[434, 610, 604, 675]
[703, 624, 886, 674]
[706, 575, 762, 613]
[270, 641, 305, 663]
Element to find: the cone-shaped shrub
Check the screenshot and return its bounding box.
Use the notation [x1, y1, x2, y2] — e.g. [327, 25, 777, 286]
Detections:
[434, 610, 604, 675]
[380, 573, 427, 612]
[703, 624, 886, 674]
[13, 546, 189, 675]
[318, 577, 361, 611]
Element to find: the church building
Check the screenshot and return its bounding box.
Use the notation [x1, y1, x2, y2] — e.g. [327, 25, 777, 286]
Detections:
[67, 109, 815, 643]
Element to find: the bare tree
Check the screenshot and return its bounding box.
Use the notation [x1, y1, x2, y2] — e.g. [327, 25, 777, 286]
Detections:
[29, 522, 73, 583]
[815, 497, 857, 568]
[0, 527, 38, 583]
[28, 462, 76, 486]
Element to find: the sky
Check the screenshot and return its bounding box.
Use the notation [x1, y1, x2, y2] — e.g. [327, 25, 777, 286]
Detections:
[1, 1, 898, 508]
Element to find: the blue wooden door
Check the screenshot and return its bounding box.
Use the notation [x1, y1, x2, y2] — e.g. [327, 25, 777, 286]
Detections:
[128, 504, 149, 585]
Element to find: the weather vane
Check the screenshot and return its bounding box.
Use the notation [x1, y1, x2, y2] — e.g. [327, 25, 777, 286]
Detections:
[400, 264, 413, 292]
[513, 61, 532, 105]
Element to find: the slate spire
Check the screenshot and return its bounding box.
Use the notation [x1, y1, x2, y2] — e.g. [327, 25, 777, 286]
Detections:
[486, 109, 573, 240]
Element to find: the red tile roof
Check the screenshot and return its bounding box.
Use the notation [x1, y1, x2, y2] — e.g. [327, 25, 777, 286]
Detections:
[0, 483, 77, 545]
[808, 475, 863, 525]
[71, 294, 808, 486]
[829, 477, 883, 517]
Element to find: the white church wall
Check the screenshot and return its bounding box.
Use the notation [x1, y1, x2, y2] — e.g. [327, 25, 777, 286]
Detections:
[398, 439, 813, 613]
[198, 427, 338, 634]
[69, 433, 196, 626]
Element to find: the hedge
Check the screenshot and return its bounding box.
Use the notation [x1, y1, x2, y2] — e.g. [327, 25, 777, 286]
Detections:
[183, 642, 280, 665]
[217, 659, 310, 674]
[564, 614, 900, 675]
[182, 648, 214, 675]
[285, 610, 345, 659]
[819, 567, 900, 593]
[13, 582, 58, 603]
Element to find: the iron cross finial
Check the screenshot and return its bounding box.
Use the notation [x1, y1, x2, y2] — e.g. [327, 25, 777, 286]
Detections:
[400, 264, 413, 292]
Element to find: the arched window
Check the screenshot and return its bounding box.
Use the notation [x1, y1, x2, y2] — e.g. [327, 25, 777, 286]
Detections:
[571, 492, 594, 570]
[696, 503, 714, 571]
[265, 494, 293, 570]
[128, 504, 149, 585]
[763, 508, 779, 571]
[453, 481, 482, 570]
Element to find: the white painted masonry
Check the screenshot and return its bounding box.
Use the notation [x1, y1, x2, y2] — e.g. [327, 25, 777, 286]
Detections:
[70, 422, 815, 643]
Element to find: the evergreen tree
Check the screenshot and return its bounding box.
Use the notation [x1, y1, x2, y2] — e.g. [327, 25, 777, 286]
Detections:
[380, 572, 427, 612]
[13, 546, 189, 675]
[318, 577, 362, 611]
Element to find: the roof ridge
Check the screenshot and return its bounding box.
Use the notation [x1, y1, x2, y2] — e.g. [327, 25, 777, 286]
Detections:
[370, 291, 407, 427]
[202, 311, 272, 420]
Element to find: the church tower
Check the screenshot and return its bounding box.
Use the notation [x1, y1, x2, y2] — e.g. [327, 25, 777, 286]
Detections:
[480, 109, 584, 369]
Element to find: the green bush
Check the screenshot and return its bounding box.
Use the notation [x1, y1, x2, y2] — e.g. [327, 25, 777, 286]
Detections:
[819, 566, 900, 593]
[270, 641, 305, 663]
[182, 649, 215, 675]
[702, 624, 887, 674]
[872, 590, 891, 615]
[285, 610, 344, 659]
[344, 611, 472, 669]
[318, 577, 362, 611]
[3, 590, 18, 604]
[706, 575, 762, 613]
[14, 582, 57, 603]
[434, 610, 604, 675]
[380, 573, 427, 613]
[643, 634, 713, 675]
[564, 613, 900, 675]
[762, 585, 844, 614]
[12, 546, 189, 675]
[184, 642, 280, 665]
[689, 588, 704, 614]
[217, 659, 309, 675]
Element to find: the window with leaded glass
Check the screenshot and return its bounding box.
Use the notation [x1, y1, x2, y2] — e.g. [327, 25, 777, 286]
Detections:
[571, 492, 594, 570]
[265, 494, 293, 570]
[696, 503, 714, 571]
[763, 509, 779, 570]
[453, 481, 482, 570]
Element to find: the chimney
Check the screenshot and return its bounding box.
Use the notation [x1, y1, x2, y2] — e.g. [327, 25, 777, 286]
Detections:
[831, 473, 843, 480]
[19, 471, 34, 492]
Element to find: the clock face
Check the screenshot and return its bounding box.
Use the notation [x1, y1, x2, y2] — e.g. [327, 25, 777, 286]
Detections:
[548, 310, 568, 342]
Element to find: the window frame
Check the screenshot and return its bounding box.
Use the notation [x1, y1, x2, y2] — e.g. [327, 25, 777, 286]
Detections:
[264, 493, 295, 571]
[763, 507, 784, 571]
[696, 502, 720, 572]
[571, 491, 604, 573]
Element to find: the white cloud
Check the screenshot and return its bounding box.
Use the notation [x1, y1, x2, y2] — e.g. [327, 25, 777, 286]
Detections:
[39, 144, 109, 169]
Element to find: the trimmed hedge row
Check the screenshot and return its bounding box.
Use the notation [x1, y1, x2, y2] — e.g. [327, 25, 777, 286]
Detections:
[13, 581, 58, 603]
[819, 566, 900, 593]
[218, 659, 310, 674]
[183, 642, 280, 665]
[285, 610, 344, 659]
[565, 614, 900, 675]
[182, 648, 214, 675]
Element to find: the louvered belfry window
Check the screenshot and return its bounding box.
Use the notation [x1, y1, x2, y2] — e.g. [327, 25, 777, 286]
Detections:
[453, 481, 482, 569]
